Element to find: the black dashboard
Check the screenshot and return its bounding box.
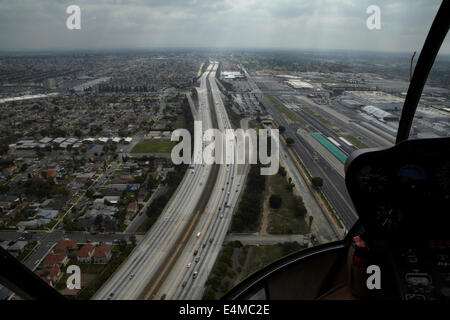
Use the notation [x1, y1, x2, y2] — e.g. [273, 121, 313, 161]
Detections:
[345, 137, 450, 300]
[345, 137, 450, 239]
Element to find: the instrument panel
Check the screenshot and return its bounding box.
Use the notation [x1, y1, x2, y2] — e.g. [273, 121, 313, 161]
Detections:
[345, 137, 450, 239]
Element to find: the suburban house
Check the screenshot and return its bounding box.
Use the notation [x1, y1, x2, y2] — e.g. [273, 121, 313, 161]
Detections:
[7, 240, 28, 257]
[54, 239, 77, 255]
[35, 266, 63, 285]
[41, 252, 69, 268]
[76, 244, 95, 264]
[92, 244, 113, 264]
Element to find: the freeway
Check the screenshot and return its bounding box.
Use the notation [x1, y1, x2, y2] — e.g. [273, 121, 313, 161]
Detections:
[92, 63, 217, 300]
[156, 62, 249, 300]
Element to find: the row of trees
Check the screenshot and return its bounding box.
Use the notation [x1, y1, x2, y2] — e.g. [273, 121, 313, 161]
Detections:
[231, 165, 266, 232]
[23, 177, 69, 198]
[204, 240, 243, 300]
[142, 165, 187, 231]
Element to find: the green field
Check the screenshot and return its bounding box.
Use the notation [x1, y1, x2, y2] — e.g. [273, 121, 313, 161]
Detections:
[267, 174, 309, 234]
[266, 95, 307, 126]
[131, 140, 177, 153]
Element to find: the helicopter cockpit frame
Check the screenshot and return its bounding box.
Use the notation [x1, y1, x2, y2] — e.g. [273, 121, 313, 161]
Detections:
[0, 1, 448, 302]
[222, 0, 450, 301]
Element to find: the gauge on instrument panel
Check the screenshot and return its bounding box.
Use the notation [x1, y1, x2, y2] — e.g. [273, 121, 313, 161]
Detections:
[372, 203, 403, 232]
[397, 164, 427, 191]
[436, 161, 450, 198]
[356, 164, 389, 193]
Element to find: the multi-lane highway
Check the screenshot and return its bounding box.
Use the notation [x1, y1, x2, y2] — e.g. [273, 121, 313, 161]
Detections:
[92, 63, 218, 300]
[156, 62, 248, 300]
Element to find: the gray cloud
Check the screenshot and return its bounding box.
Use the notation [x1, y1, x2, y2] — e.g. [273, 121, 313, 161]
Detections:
[0, 0, 448, 53]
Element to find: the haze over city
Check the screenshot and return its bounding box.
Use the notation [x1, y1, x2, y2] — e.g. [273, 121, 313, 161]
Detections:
[0, 0, 448, 53]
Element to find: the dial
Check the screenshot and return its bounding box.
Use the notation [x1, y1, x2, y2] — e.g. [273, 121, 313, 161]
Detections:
[373, 203, 401, 232]
[436, 161, 450, 198]
[356, 164, 389, 193]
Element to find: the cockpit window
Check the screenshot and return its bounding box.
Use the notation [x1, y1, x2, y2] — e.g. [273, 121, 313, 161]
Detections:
[0, 1, 448, 301]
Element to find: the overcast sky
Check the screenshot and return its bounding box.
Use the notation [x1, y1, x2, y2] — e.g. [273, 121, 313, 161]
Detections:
[0, 0, 448, 53]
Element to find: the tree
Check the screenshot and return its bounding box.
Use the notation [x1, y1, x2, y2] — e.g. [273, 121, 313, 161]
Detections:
[286, 137, 295, 145]
[295, 202, 307, 218]
[94, 214, 103, 226]
[129, 235, 136, 246]
[118, 238, 127, 251]
[74, 129, 83, 138]
[278, 125, 286, 134]
[85, 189, 94, 199]
[269, 194, 282, 209]
[308, 216, 314, 233]
[312, 177, 323, 189]
[147, 175, 156, 191]
[286, 182, 295, 192]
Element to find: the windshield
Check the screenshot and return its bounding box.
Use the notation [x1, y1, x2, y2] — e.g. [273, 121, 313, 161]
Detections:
[0, 0, 448, 301]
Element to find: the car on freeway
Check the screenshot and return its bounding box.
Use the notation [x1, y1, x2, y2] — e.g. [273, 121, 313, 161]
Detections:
[187, 262, 191, 268]
[193, 271, 198, 279]
[182, 282, 187, 288]
[195, 256, 200, 263]
[193, 250, 198, 256]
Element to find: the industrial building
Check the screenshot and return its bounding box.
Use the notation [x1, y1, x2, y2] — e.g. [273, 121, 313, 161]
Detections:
[362, 105, 398, 121]
[344, 91, 404, 111]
